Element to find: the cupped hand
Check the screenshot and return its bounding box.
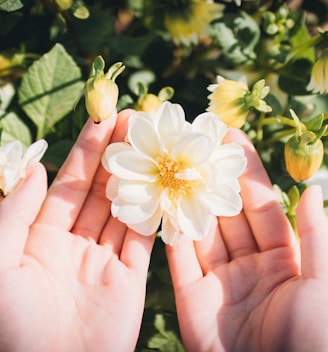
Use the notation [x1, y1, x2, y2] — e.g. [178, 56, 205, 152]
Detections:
[166, 128, 328, 352]
[0, 111, 155, 352]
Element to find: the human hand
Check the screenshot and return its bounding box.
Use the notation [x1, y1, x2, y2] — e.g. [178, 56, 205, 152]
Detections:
[166, 128, 328, 352]
[0, 111, 155, 352]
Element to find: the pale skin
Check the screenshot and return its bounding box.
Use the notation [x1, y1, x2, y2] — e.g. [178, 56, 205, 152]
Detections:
[0, 110, 155, 352]
[166, 128, 328, 352]
[0, 110, 328, 352]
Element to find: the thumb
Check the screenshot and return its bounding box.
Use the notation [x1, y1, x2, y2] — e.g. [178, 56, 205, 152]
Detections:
[0, 162, 47, 271]
[296, 185, 328, 278]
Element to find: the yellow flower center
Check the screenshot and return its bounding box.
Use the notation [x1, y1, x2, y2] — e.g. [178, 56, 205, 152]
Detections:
[157, 155, 191, 201]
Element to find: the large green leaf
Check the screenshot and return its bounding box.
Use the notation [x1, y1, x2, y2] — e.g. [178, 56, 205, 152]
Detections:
[18, 43, 84, 139]
[0, 112, 31, 146]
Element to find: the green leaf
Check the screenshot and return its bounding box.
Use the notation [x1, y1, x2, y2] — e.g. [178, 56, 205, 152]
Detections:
[147, 314, 184, 352]
[0, 112, 32, 146]
[0, 0, 23, 12]
[278, 58, 312, 95]
[18, 43, 84, 139]
[305, 113, 324, 132]
[0, 12, 22, 35]
[211, 11, 260, 65]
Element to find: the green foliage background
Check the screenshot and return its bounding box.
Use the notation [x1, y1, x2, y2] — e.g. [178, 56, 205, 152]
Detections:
[1, 0, 328, 350]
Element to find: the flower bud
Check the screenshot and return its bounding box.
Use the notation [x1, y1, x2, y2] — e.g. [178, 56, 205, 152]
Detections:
[135, 93, 162, 112]
[85, 77, 119, 123]
[55, 0, 72, 10]
[85, 56, 125, 123]
[0, 51, 24, 78]
[284, 131, 324, 182]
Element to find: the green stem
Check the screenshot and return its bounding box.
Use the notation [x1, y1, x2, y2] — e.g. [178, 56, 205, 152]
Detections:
[315, 124, 328, 142]
[256, 112, 265, 142]
[261, 128, 296, 146]
[263, 116, 306, 130]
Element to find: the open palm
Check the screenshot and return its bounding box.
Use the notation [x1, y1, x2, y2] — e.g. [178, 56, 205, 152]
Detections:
[167, 129, 328, 352]
[0, 112, 154, 352]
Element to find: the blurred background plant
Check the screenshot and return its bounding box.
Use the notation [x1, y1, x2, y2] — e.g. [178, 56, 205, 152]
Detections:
[1, 0, 328, 350]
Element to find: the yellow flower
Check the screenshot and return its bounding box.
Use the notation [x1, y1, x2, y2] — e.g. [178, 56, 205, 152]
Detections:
[207, 76, 272, 128]
[85, 56, 125, 123]
[207, 76, 249, 128]
[164, 0, 223, 46]
[307, 49, 328, 94]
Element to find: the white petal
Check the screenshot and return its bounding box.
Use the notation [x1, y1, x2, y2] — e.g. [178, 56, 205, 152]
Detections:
[128, 116, 160, 158]
[111, 196, 160, 224]
[177, 194, 214, 241]
[211, 156, 246, 180]
[109, 150, 158, 181]
[2, 167, 20, 194]
[102, 142, 132, 173]
[172, 133, 214, 164]
[192, 112, 227, 145]
[105, 175, 120, 201]
[175, 168, 202, 181]
[160, 214, 181, 245]
[212, 143, 245, 159]
[160, 188, 177, 217]
[210, 144, 247, 178]
[2, 141, 22, 163]
[200, 186, 243, 216]
[22, 139, 48, 165]
[156, 102, 186, 140]
[127, 206, 162, 236]
[118, 180, 160, 203]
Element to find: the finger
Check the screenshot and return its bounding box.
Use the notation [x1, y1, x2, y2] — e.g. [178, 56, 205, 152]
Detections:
[70, 165, 111, 241]
[120, 229, 156, 275]
[225, 129, 294, 251]
[110, 109, 134, 143]
[193, 217, 229, 274]
[219, 211, 258, 260]
[297, 185, 328, 279]
[71, 109, 134, 240]
[0, 162, 47, 271]
[166, 236, 203, 290]
[37, 114, 117, 230]
[99, 216, 128, 255]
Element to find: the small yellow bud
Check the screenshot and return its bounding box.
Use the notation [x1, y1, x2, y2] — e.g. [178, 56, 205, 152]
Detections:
[284, 131, 324, 182]
[55, 0, 72, 10]
[0, 55, 11, 71]
[135, 93, 162, 112]
[85, 77, 118, 123]
[0, 51, 24, 77]
[84, 56, 125, 123]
